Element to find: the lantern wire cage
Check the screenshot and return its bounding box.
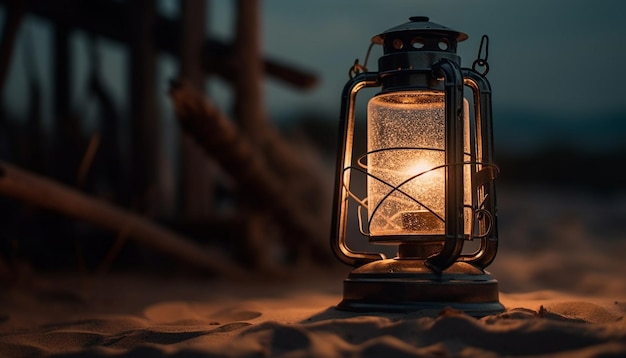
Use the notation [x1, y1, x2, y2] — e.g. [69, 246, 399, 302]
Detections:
[342, 147, 498, 242]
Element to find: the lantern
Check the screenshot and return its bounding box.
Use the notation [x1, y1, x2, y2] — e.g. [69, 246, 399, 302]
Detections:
[330, 16, 504, 316]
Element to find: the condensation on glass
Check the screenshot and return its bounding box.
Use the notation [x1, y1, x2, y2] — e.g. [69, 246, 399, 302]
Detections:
[366, 91, 471, 237]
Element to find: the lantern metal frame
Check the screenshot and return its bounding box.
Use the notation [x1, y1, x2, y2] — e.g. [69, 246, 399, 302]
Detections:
[330, 17, 504, 316]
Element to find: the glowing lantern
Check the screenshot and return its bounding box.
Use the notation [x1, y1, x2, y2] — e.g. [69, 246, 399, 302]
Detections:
[330, 16, 503, 316]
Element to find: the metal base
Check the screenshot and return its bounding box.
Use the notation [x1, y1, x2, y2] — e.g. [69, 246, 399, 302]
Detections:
[337, 259, 504, 317]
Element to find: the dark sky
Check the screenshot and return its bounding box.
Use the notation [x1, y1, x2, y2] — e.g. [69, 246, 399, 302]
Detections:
[2, 1, 626, 153]
[253, 0, 626, 153]
[253, 0, 626, 117]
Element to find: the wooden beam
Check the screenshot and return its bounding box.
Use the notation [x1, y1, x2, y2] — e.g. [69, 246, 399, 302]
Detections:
[7, 0, 130, 43]
[204, 40, 318, 90]
[0, 0, 318, 90]
[0, 161, 249, 278]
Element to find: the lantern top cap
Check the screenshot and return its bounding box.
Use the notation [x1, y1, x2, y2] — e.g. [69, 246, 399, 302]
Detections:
[372, 16, 468, 44]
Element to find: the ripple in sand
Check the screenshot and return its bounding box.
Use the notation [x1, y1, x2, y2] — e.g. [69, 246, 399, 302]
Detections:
[143, 301, 262, 326]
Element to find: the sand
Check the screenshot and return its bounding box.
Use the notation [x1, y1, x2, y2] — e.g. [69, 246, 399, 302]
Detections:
[1, 185, 626, 357]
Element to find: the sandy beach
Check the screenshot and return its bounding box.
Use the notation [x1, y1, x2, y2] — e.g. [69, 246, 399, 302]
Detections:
[1, 185, 626, 357]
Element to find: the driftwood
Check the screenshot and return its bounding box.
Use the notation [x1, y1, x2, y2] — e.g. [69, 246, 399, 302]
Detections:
[0, 161, 249, 279]
[169, 80, 331, 263]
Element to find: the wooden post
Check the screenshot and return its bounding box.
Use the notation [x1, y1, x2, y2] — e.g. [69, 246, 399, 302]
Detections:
[128, 0, 161, 213]
[232, 0, 274, 267]
[51, 23, 74, 182]
[0, 0, 25, 95]
[233, 0, 265, 137]
[179, 0, 215, 220]
[53, 24, 71, 125]
[232, 0, 329, 250]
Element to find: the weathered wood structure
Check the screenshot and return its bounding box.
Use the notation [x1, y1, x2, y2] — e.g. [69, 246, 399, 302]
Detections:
[0, 0, 327, 274]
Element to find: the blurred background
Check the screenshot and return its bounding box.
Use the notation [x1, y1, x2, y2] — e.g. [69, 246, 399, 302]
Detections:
[0, 0, 625, 293]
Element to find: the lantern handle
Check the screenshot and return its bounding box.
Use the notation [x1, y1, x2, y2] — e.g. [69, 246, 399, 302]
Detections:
[349, 43, 376, 78]
[459, 69, 499, 269]
[331, 72, 385, 268]
[425, 59, 466, 273]
[471, 35, 490, 76]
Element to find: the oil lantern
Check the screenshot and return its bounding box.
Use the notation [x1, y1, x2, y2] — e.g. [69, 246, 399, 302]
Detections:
[330, 16, 504, 316]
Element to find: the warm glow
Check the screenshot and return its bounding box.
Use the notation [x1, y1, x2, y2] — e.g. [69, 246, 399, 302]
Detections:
[367, 91, 446, 236]
[401, 159, 443, 183]
[366, 91, 471, 237]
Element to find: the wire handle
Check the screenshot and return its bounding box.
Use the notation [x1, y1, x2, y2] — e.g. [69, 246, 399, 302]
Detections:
[349, 43, 375, 78]
[472, 35, 490, 76]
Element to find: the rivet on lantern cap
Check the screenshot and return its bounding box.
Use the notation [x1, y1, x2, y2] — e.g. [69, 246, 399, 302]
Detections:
[371, 16, 469, 45]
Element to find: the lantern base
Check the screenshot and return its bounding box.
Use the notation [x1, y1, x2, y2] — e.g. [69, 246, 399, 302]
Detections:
[337, 259, 504, 317]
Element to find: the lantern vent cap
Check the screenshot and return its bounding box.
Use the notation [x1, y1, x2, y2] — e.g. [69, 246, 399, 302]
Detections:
[372, 16, 468, 44]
